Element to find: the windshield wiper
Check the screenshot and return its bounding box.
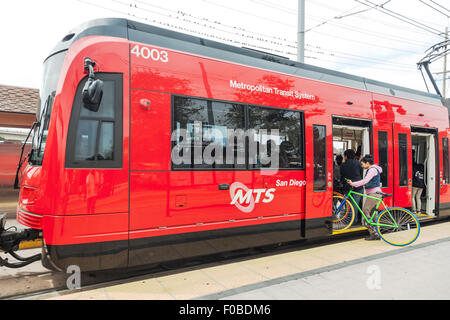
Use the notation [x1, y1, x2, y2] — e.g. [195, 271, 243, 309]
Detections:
[13, 120, 40, 189]
[35, 94, 53, 161]
[13, 93, 53, 189]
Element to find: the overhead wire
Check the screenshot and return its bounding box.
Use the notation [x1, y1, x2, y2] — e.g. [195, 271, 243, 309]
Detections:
[76, 0, 420, 74]
[304, 1, 389, 33]
[112, 0, 296, 50]
[248, 0, 438, 48]
[77, 0, 300, 57]
[248, 0, 297, 15]
[317, 20, 433, 47]
[305, 48, 418, 72]
[134, 0, 298, 44]
[307, 0, 445, 39]
[199, 0, 296, 28]
[429, 0, 450, 13]
[306, 44, 416, 68]
[311, 57, 418, 72]
[356, 0, 445, 37]
[418, 0, 450, 18]
[308, 29, 420, 54]
[134, 0, 425, 62]
[309, 0, 445, 29]
[116, 0, 423, 57]
[147, 0, 430, 49]
[196, 0, 432, 54]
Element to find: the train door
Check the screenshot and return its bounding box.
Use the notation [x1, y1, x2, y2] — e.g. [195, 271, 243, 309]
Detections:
[374, 128, 394, 206]
[392, 124, 412, 207]
[304, 121, 333, 237]
[332, 117, 371, 185]
[332, 117, 372, 222]
[411, 128, 438, 216]
[426, 134, 436, 215]
[439, 131, 450, 216]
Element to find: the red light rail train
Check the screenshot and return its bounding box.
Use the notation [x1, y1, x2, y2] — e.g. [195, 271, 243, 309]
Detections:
[6, 18, 450, 271]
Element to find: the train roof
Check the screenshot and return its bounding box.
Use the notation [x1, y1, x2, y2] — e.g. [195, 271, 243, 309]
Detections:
[50, 18, 444, 106]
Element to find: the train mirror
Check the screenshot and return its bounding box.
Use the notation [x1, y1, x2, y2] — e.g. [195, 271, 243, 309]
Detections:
[82, 57, 103, 112]
[82, 78, 103, 112]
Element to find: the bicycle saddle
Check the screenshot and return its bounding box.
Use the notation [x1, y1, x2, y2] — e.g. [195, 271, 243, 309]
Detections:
[376, 191, 392, 197]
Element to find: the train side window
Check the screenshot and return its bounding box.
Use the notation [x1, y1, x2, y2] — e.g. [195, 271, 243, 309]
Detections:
[172, 97, 304, 170]
[313, 125, 327, 192]
[249, 106, 303, 170]
[443, 137, 449, 185]
[398, 133, 408, 187]
[172, 96, 246, 169]
[66, 73, 123, 168]
[378, 131, 389, 187]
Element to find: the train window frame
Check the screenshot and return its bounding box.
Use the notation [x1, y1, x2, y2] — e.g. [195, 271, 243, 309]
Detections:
[248, 104, 304, 170]
[378, 131, 389, 188]
[171, 94, 305, 171]
[443, 137, 450, 185]
[313, 124, 327, 192]
[171, 96, 246, 170]
[398, 133, 408, 187]
[65, 73, 123, 169]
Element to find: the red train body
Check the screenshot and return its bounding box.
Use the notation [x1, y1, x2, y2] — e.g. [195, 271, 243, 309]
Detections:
[16, 18, 450, 271]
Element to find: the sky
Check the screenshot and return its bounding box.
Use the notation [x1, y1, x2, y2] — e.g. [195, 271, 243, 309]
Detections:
[0, 0, 449, 94]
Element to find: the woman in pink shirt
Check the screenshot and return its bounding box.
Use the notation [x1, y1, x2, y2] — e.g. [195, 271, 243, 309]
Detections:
[346, 155, 383, 240]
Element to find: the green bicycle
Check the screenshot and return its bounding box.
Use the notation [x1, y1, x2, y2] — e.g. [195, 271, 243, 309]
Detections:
[332, 188, 420, 246]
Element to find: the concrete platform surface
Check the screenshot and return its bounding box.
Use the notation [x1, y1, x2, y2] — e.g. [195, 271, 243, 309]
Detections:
[217, 237, 450, 300]
[34, 220, 450, 300]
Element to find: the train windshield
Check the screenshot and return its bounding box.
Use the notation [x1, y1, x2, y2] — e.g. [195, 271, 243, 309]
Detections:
[30, 51, 66, 165]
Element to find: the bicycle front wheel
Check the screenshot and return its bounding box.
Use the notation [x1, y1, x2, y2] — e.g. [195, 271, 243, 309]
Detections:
[376, 208, 420, 246]
[332, 194, 355, 231]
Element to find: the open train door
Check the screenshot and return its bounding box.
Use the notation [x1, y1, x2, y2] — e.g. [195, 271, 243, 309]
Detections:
[392, 123, 412, 207]
[425, 132, 437, 215]
[411, 127, 438, 216]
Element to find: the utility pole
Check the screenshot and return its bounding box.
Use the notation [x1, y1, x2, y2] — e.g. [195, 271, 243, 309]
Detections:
[444, 27, 448, 98]
[297, 0, 305, 63]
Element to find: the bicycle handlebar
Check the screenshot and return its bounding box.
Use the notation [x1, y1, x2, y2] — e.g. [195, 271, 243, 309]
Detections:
[344, 178, 355, 190]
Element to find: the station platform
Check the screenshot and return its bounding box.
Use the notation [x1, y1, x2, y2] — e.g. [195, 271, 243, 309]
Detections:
[33, 219, 450, 300]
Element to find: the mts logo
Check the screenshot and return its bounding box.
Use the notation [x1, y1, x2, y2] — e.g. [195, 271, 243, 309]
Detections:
[229, 182, 275, 213]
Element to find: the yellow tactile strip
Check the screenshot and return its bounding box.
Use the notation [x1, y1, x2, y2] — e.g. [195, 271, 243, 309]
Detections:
[40, 220, 450, 300]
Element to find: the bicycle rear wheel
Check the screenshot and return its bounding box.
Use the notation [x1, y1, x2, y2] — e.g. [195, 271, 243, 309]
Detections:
[376, 208, 420, 246]
[332, 194, 355, 231]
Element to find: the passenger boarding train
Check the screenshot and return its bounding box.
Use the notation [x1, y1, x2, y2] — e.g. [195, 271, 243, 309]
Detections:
[10, 18, 450, 271]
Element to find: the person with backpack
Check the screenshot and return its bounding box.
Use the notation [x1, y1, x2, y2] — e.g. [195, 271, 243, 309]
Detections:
[340, 149, 363, 224]
[346, 155, 383, 241]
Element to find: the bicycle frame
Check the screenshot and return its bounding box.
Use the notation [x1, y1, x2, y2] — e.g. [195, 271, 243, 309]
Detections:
[335, 191, 399, 228]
